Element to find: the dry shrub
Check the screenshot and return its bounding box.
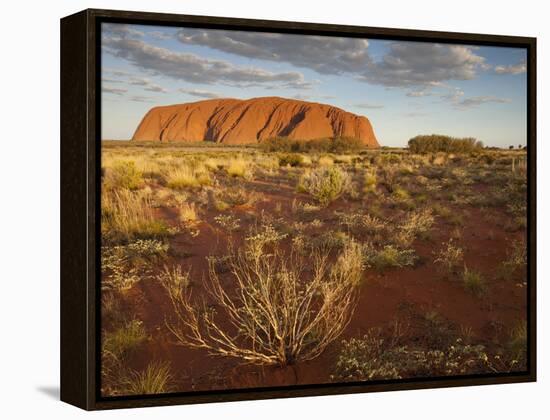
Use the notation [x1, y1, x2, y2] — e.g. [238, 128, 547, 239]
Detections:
[161, 241, 364, 366]
[433, 239, 464, 275]
[298, 166, 350, 206]
[396, 209, 434, 247]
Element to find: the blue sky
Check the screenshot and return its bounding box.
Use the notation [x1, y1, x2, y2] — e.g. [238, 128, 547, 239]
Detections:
[101, 23, 527, 147]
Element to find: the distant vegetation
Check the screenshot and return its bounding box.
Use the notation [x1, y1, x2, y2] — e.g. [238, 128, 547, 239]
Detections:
[260, 136, 364, 153]
[408, 134, 484, 154]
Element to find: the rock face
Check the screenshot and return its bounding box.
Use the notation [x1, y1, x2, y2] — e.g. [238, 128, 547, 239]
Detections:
[132, 97, 379, 147]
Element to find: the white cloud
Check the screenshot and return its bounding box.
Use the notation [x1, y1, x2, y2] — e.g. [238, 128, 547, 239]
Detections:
[436, 86, 511, 109]
[101, 77, 123, 84]
[174, 30, 491, 90]
[176, 29, 370, 75]
[129, 95, 156, 103]
[147, 31, 173, 41]
[102, 87, 127, 95]
[454, 96, 512, 109]
[404, 111, 427, 118]
[102, 23, 144, 38]
[144, 85, 168, 93]
[406, 90, 432, 97]
[127, 77, 168, 93]
[102, 36, 313, 89]
[359, 43, 488, 88]
[178, 88, 221, 99]
[440, 87, 465, 102]
[495, 60, 526, 75]
[355, 103, 384, 109]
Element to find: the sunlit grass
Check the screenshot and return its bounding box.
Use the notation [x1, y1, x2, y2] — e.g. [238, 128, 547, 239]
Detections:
[102, 189, 169, 243]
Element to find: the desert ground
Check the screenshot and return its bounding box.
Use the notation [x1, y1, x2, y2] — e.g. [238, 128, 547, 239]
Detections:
[100, 139, 527, 396]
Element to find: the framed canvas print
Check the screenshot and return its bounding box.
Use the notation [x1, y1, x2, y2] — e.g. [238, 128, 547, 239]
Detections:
[60, 8, 536, 410]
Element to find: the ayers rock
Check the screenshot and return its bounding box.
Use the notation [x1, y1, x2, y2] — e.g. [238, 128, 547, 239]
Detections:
[132, 96, 379, 147]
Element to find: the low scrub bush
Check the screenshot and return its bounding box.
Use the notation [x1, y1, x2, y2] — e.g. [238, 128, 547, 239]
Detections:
[278, 153, 306, 167]
[298, 166, 350, 206]
[102, 239, 169, 291]
[261, 136, 365, 153]
[396, 209, 435, 247]
[334, 330, 494, 381]
[366, 245, 417, 271]
[500, 240, 527, 279]
[214, 214, 241, 232]
[408, 134, 484, 154]
[433, 239, 464, 275]
[363, 170, 377, 193]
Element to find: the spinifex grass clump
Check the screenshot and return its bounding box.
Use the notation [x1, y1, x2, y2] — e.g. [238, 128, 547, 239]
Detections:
[161, 239, 364, 366]
[164, 164, 211, 189]
[462, 267, 487, 296]
[104, 160, 144, 190]
[102, 190, 170, 244]
[121, 361, 174, 395]
[226, 157, 251, 178]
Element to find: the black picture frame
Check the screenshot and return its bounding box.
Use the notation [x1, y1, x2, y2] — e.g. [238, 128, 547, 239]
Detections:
[60, 8, 537, 410]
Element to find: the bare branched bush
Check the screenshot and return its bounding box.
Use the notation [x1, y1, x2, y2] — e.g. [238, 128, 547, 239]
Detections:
[161, 241, 363, 366]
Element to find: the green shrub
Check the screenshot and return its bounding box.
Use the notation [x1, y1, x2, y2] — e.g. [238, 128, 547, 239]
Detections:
[366, 245, 417, 271]
[261, 136, 365, 153]
[408, 134, 484, 154]
[298, 166, 350, 206]
[462, 267, 487, 296]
